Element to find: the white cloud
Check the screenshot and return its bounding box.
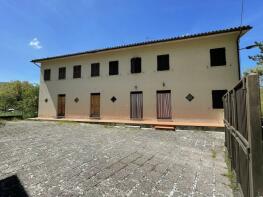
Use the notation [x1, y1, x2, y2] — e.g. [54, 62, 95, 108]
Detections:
[29, 38, 42, 49]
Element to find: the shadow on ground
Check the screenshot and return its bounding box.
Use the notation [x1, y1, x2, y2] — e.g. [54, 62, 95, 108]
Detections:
[0, 175, 28, 197]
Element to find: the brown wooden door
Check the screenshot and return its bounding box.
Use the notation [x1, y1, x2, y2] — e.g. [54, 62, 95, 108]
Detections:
[130, 92, 143, 119]
[157, 90, 172, 119]
[57, 94, 65, 117]
[90, 93, 100, 118]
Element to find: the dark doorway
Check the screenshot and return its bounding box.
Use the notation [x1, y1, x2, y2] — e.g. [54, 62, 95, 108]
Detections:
[57, 94, 66, 117]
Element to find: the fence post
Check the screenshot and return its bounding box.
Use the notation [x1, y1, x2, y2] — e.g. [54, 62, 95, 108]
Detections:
[246, 73, 263, 197]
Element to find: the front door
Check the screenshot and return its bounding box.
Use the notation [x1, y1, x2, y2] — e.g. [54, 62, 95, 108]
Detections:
[57, 94, 65, 117]
[130, 91, 143, 120]
[157, 90, 172, 119]
[90, 93, 100, 118]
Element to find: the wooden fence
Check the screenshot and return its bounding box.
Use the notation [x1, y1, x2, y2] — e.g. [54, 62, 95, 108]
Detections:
[223, 73, 263, 197]
[0, 110, 23, 120]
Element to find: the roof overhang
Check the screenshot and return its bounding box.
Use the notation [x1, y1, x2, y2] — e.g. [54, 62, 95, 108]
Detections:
[31, 25, 252, 63]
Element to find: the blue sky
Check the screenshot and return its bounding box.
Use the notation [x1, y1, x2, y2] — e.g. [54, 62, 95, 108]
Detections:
[0, 0, 262, 84]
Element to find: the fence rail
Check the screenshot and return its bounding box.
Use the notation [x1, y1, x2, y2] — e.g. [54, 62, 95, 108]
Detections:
[0, 110, 23, 119]
[223, 73, 263, 197]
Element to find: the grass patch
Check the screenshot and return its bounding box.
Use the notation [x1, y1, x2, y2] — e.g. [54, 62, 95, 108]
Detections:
[223, 150, 238, 191]
[211, 149, 217, 159]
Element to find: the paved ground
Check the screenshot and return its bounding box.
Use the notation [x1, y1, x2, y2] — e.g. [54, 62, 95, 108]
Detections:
[0, 121, 232, 196]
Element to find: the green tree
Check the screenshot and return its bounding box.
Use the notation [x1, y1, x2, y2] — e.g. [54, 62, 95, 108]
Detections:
[19, 82, 39, 118]
[243, 42, 263, 85]
[243, 65, 263, 76]
[249, 41, 263, 65]
[0, 82, 18, 111]
[0, 81, 39, 118]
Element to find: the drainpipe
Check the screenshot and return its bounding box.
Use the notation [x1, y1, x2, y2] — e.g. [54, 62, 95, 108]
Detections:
[236, 30, 242, 80]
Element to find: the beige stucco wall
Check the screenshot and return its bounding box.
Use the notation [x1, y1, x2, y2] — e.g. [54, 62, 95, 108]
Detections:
[38, 32, 241, 123]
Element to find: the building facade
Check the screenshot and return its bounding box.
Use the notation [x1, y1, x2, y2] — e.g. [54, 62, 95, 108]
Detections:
[32, 26, 251, 124]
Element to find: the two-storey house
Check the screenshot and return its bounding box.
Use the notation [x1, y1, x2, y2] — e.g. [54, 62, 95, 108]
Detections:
[32, 26, 251, 126]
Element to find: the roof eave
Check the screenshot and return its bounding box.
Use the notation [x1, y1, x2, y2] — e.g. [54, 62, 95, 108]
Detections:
[31, 25, 252, 63]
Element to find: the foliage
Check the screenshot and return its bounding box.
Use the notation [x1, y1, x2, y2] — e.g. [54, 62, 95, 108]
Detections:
[243, 42, 263, 86]
[243, 65, 263, 86]
[211, 148, 217, 159]
[248, 41, 263, 65]
[242, 42, 263, 116]
[261, 88, 263, 116]
[243, 65, 263, 77]
[0, 110, 23, 117]
[0, 81, 39, 119]
[224, 150, 238, 190]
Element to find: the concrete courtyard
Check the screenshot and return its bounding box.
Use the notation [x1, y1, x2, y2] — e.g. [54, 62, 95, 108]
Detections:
[0, 121, 232, 196]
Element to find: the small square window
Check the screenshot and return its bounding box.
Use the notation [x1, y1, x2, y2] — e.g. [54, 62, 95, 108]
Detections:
[157, 54, 169, 71]
[212, 90, 227, 109]
[44, 69, 51, 81]
[131, 57, 141, 74]
[73, 65, 81, 78]
[91, 63, 100, 77]
[109, 61, 119, 75]
[59, 67, 66, 80]
[210, 48, 226, 66]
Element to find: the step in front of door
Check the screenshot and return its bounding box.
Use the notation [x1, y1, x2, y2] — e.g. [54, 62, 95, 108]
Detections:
[154, 125, 176, 131]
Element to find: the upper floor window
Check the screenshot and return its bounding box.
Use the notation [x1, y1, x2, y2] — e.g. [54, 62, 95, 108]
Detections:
[73, 65, 81, 78]
[210, 48, 226, 66]
[91, 63, 100, 77]
[157, 54, 169, 71]
[44, 69, 51, 81]
[109, 61, 119, 75]
[59, 67, 66, 80]
[131, 57, 141, 74]
[212, 90, 227, 109]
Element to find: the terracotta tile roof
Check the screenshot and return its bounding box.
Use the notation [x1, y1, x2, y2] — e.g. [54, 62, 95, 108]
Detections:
[31, 25, 252, 63]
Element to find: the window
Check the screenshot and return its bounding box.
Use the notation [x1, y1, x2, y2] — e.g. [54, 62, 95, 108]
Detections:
[73, 65, 81, 78]
[44, 69, 51, 81]
[109, 61, 119, 75]
[210, 48, 226, 66]
[131, 57, 141, 73]
[157, 54, 169, 71]
[91, 63, 100, 77]
[212, 90, 227, 109]
[59, 67, 66, 80]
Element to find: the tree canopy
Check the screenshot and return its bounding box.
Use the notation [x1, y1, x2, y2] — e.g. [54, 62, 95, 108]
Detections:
[0, 81, 39, 118]
[243, 42, 263, 85]
[249, 41, 263, 66]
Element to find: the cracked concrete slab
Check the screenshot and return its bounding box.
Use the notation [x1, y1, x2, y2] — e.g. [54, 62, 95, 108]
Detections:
[0, 121, 233, 196]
